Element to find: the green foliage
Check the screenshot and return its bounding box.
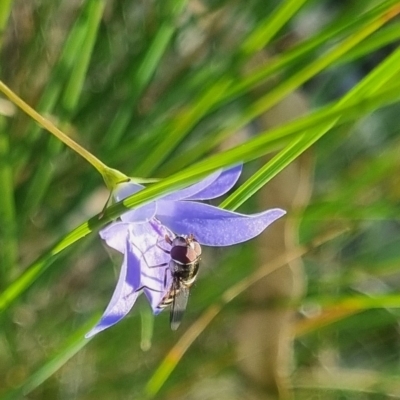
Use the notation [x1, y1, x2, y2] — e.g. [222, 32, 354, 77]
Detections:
[1, 0, 400, 398]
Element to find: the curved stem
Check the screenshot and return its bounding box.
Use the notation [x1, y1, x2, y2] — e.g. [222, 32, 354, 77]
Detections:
[0, 80, 128, 188]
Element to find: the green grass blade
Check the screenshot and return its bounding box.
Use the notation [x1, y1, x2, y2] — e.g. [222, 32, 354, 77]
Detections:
[226, 43, 400, 209]
[161, 3, 400, 175]
[336, 22, 400, 67]
[240, 0, 309, 55]
[0, 0, 13, 48]
[21, 0, 106, 218]
[304, 141, 400, 221]
[0, 315, 99, 400]
[189, 0, 399, 117]
[103, 0, 188, 149]
[135, 0, 313, 176]
[141, 0, 400, 177]
[15, 0, 95, 160]
[16, 2, 97, 222]
[62, 0, 106, 113]
[220, 131, 330, 211]
[227, 4, 400, 103]
[21, 138, 63, 217]
[0, 119, 18, 285]
[0, 0, 17, 282]
[221, 44, 400, 211]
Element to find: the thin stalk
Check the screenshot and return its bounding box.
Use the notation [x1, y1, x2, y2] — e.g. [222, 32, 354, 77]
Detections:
[0, 0, 18, 281]
[0, 81, 128, 188]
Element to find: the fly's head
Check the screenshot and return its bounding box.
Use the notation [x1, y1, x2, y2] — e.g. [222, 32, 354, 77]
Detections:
[169, 234, 202, 266]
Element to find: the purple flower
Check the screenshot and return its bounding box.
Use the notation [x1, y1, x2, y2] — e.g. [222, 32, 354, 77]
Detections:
[86, 165, 285, 337]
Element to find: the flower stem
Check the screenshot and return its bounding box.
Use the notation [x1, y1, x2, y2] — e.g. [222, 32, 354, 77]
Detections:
[0, 80, 129, 189]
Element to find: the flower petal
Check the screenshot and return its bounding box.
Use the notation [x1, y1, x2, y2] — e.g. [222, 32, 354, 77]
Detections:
[128, 220, 174, 313]
[186, 164, 242, 200]
[120, 202, 157, 223]
[113, 181, 157, 223]
[160, 170, 222, 201]
[156, 200, 286, 246]
[99, 222, 129, 254]
[129, 220, 172, 267]
[129, 222, 171, 293]
[85, 240, 141, 338]
[88, 220, 174, 337]
[114, 181, 144, 202]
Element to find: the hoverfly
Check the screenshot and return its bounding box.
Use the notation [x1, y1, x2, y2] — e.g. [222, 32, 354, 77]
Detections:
[158, 234, 201, 330]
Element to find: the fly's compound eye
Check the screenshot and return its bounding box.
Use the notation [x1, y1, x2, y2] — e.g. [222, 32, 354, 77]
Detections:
[170, 245, 198, 264]
[190, 240, 202, 257]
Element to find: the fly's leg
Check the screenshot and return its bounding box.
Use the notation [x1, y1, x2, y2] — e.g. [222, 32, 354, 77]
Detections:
[136, 265, 170, 293]
[135, 265, 171, 293]
[146, 262, 168, 269]
[164, 234, 173, 245]
[155, 234, 173, 254]
[129, 235, 173, 295]
[136, 284, 164, 293]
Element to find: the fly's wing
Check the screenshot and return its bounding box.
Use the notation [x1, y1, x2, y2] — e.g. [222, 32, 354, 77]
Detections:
[170, 284, 190, 331]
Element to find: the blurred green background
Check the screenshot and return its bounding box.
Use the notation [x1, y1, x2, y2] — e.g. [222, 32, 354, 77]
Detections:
[1, 0, 400, 399]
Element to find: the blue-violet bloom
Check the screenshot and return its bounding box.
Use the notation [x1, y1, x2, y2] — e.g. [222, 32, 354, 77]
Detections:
[86, 165, 285, 337]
